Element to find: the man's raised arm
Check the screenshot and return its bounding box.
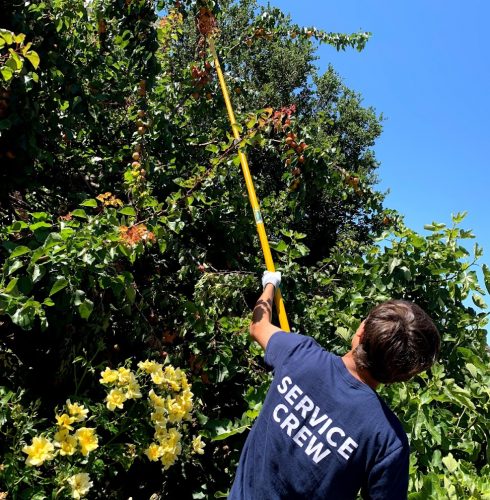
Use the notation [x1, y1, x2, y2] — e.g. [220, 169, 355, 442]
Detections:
[249, 271, 282, 350]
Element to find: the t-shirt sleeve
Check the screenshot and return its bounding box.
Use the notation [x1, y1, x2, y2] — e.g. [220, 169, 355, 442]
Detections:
[361, 445, 409, 500]
[264, 331, 310, 370]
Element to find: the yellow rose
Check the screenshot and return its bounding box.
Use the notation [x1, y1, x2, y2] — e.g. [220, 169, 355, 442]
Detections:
[55, 413, 76, 430]
[145, 443, 163, 461]
[75, 427, 99, 456]
[106, 388, 127, 411]
[192, 435, 206, 455]
[138, 360, 162, 374]
[22, 436, 55, 466]
[148, 389, 165, 408]
[54, 429, 77, 456]
[66, 400, 88, 422]
[117, 367, 133, 386]
[67, 472, 93, 499]
[99, 367, 118, 385]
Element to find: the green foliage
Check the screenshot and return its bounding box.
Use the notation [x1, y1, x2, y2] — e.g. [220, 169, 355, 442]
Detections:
[0, 29, 40, 83]
[1, 0, 489, 498]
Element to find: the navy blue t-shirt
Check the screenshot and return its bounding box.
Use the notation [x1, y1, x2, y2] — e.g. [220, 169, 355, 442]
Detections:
[228, 332, 409, 500]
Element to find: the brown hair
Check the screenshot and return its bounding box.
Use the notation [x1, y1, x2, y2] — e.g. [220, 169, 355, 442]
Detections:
[353, 300, 440, 384]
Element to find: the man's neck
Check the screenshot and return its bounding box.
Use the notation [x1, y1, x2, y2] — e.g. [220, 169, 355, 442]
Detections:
[342, 351, 380, 390]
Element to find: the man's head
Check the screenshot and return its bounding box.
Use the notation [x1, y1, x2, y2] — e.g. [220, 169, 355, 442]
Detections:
[352, 300, 440, 384]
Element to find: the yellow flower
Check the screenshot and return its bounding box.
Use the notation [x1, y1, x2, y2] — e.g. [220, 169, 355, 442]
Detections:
[54, 429, 77, 456]
[161, 450, 178, 470]
[75, 428, 99, 456]
[162, 366, 182, 391]
[138, 359, 162, 374]
[22, 436, 55, 466]
[166, 397, 186, 423]
[148, 389, 165, 408]
[117, 367, 133, 386]
[125, 381, 142, 400]
[106, 388, 127, 411]
[192, 435, 206, 455]
[66, 400, 88, 422]
[55, 413, 76, 430]
[167, 389, 193, 423]
[67, 472, 93, 499]
[151, 407, 167, 427]
[150, 367, 165, 385]
[99, 367, 118, 385]
[145, 443, 163, 461]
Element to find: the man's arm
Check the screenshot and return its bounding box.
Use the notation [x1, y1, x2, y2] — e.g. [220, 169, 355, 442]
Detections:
[249, 273, 281, 350]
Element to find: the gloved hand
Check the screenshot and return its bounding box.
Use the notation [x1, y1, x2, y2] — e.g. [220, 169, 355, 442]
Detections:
[262, 270, 281, 290]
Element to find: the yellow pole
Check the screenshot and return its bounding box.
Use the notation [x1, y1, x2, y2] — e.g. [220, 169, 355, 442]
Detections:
[208, 37, 290, 332]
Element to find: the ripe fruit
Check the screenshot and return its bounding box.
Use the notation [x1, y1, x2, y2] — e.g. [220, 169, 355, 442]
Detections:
[137, 126, 145, 135]
[132, 152, 140, 161]
[292, 167, 301, 176]
[285, 158, 292, 166]
[134, 143, 142, 153]
[192, 92, 200, 100]
[132, 161, 141, 169]
[285, 136, 293, 145]
[140, 169, 146, 175]
[137, 109, 145, 118]
[298, 155, 305, 164]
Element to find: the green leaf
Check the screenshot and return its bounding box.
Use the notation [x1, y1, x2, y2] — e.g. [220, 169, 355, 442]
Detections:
[442, 453, 459, 473]
[388, 257, 402, 274]
[482, 264, 490, 294]
[0, 29, 14, 44]
[80, 198, 97, 207]
[1, 66, 13, 81]
[71, 209, 88, 219]
[78, 299, 94, 319]
[8, 48, 23, 70]
[49, 278, 69, 296]
[8, 260, 24, 275]
[471, 293, 487, 309]
[4, 277, 18, 293]
[119, 206, 137, 216]
[465, 363, 478, 378]
[10, 245, 31, 258]
[30, 221, 52, 231]
[73, 289, 86, 306]
[31, 264, 45, 284]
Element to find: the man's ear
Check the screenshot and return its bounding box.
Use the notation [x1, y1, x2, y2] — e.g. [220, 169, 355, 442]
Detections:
[355, 320, 366, 342]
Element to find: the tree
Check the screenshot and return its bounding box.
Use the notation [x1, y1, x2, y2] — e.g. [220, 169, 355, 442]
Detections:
[1, 1, 488, 498]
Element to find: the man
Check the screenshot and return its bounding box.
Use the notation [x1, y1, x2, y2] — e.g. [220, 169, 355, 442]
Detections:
[229, 271, 440, 499]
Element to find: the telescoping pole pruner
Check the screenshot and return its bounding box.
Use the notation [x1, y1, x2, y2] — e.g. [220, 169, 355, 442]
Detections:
[207, 36, 290, 332]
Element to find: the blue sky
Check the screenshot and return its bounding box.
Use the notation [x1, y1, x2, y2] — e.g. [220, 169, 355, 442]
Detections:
[259, 0, 490, 338]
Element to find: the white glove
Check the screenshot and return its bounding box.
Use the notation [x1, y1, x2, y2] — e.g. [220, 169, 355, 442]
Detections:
[262, 271, 281, 290]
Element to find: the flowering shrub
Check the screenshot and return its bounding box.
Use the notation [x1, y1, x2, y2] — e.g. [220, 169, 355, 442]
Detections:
[2, 361, 204, 498]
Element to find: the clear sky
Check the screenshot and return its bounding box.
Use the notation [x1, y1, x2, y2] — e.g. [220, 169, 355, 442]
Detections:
[259, 0, 490, 338]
